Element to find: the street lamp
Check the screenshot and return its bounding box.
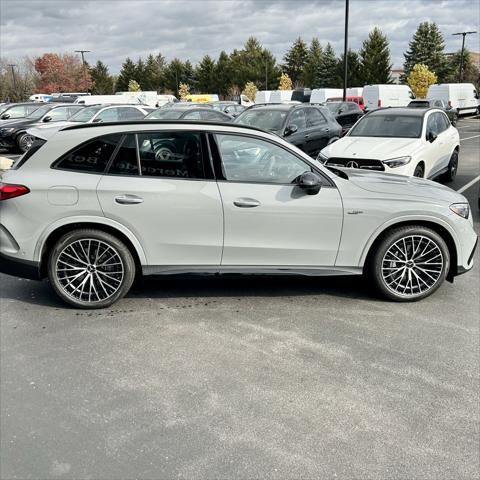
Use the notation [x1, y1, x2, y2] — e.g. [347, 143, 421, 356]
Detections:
[75, 50, 91, 88]
[452, 31, 477, 82]
[342, 0, 350, 101]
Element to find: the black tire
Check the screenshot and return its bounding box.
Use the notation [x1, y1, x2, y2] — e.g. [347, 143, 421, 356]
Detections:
[367, 225, 449, 302]
[47, 229, 136, 309]
[451, 114, 458, 127]
[16, 132, 35, 153]
[441, 150, 459, 183]
[413, 164, 424, 178]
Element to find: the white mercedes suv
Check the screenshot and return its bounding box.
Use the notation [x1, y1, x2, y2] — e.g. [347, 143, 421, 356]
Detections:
[0, 121, 476, 308]
[318, 108, 460, 182]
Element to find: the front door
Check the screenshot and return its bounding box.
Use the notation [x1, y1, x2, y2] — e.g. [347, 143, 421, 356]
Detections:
[97, 131, 223, 266]
[212, 133, 343, 266]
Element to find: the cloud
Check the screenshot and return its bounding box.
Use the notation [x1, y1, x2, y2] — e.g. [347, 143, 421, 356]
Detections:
[0, 0, 478, 72]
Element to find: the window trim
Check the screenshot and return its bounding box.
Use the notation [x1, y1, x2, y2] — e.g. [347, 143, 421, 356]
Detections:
[209, 131, 334, 187]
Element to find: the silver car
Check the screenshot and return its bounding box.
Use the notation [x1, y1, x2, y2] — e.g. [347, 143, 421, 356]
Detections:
[0, 121, 477, 308]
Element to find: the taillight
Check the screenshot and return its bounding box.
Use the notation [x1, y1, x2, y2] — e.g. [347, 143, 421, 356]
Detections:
[377, 99, 382, 107]
[0, 183, 30, 201]
[448, 100, 452, 107]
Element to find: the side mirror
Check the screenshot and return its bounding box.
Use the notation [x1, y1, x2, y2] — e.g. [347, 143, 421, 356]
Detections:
[42, 116, 52, 123]
[92, 118, 103, 123]
[297, 171, 322, 195]
[1, 113, 10, 120]
[284, 124, 298, 136]
[427, 131, 437, 143]
[338, 108, 345, 114]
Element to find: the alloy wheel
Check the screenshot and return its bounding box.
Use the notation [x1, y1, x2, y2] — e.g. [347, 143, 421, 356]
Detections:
[55, 239, 125, 303]
[381, 235, 444, 297]
[18, 133, 35, 152]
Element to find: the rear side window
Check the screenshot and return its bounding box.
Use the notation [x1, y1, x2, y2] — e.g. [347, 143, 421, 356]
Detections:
[107, 134, 139, 176]
[137, 131, 206, 179]
[118, 108, 145, 121]
[305, 108, 326, 127]
[53, 134, 121, 173]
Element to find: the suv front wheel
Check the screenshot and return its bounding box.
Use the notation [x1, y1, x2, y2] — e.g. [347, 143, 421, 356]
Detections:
[48, 229, 136, 308]
[368, 226, 450, 301]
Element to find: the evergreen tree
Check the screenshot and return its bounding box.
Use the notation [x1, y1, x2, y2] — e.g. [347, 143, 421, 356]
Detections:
[163, 58, 184, 95]
[446, 48, 480, 86]
[183, 60, 196, 90]
[195, 55, 216, 93]
[282, 37, 309, 87]
[403, 22, 449, 81]
[336, 49, 362, 88]
[215, 51, 232, 97]
[116, 57, 138, 92]
[314, 43, 338, 88]
[143, 53, 165, 91]
[303, 38, 323, 88]
[89, 60, 114, 94]
[359, 28, 392, 85]
[135, 58, 146, 88]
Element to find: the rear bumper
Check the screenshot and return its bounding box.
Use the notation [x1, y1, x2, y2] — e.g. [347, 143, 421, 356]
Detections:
[0, 252, 40, 280]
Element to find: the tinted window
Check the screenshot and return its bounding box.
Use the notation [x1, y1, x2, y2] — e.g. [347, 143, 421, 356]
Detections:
[119, 107, 145, 120]
[305, 108, 326, 127]
[201, 110, 229, 121]
[427, 112, 449, 136]
[3, 105, 27, 118]
[108, 134, 139, 175]
[409, 101, 430, 108]
[235, 109, 288, 131]
[350, 114, 422, 138]
[289, 109, 307, 130]
[137, 132, 205, 179]
[54, 134, 121, 173]
[145, 109, 183, 120]
[183, 110, 202, 120]
[216, 134, 311, 184]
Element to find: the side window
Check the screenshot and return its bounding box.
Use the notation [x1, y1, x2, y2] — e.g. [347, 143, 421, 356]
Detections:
[435, 112, 448, 133]
[439, 112, 451, 130]
[119, 107, 145, 120]
[305, 108, 326, 127]
[426, 114, 437, 136]
[137, 131, 206, 179]
[183, 111, 202, 120]
[53, 134, 121, 173]
[215, 134, 311, 184]
[67, 107, 83, 117]
[288, 109, 307, 130]
[95, 108, 119, 122]
[4, 105, 26, 118]
[46, 108, 69, 121]
[107, 134, 139, 176]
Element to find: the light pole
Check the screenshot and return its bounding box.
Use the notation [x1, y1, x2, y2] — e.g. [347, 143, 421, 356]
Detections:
[8, 64, 17, 100]
[342, 0, 350, 101]
[75, 50, 91, 88]
[452, 31, 477, 82]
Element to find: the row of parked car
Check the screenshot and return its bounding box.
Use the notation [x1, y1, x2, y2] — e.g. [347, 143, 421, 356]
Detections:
[0, 96, 462, 185]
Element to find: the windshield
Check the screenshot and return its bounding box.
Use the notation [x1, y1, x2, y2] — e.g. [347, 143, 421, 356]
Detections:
[145, 110, 183, 120]
[349, 114, 423, 138]
[409, 101, 430, 108]
[26, 105, 53, 120]
[235, 110, 287, 131]
[69, 106, 103, 122]
[325, 102, 342, 113]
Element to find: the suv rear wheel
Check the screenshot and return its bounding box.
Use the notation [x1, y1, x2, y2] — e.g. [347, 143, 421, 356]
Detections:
[48, 229, 136, 309]
[368, 226, 449, 301]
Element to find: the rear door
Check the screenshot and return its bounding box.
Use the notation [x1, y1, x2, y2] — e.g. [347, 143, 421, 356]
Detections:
[284, 108, 309, 153]
[305, 107, 332, 155]
[97, 130, 223, 267]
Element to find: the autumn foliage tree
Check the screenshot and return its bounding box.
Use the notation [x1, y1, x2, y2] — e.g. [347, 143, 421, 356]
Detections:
[34, 53, 93, 93]
[407, 63, 437, 98]
[242, 81, 258, 102]
[278, 72, 293, 90]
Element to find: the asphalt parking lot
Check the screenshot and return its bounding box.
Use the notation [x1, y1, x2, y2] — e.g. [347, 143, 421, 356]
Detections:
[1, 118, 479, 479]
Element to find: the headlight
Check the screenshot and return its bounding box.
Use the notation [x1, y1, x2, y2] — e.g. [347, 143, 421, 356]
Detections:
[317, 151, 329, 163]
[382, 156, 411, 168]
[450, 203, 470, 219]
[0, 128, 15, 135]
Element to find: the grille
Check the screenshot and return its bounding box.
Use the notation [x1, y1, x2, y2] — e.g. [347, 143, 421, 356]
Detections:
[326, 157, 385, 171]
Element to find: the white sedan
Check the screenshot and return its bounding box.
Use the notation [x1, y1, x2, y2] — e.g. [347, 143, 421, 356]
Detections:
[318, 107, 460, 182]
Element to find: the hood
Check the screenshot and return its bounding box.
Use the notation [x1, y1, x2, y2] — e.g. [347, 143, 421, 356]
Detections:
[26, 121, 74, 140]
[323, 136, 420, 159]
[343, 169, 465, 204]
[0, 118, 33, 128]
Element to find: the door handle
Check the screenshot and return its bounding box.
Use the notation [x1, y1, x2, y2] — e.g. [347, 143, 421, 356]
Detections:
[323, 128, 330, 132]
[115, 194, 144, 205]
[304, 134, 310, 139]
[233, 198, 260, 208]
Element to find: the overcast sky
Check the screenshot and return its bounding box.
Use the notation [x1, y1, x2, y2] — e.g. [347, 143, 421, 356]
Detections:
[1, 0, 479, 72]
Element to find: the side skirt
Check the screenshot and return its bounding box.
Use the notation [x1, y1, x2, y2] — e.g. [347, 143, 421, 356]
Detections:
[142, 265, 363, 277]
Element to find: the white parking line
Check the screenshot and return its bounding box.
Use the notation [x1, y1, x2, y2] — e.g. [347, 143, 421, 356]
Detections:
[460, 134, 480, 142]
[457, 175, 480, 194]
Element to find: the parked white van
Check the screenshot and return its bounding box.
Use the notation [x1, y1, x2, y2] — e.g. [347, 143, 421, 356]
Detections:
[29, 94, 53, 102]
[427, 83, 479, 116]
[310, 88, 343, 104]
[255, 90, 273, 103]
[347, 87, 363, 97]
[269, 90, 294, 103]
[115, 91, 159, 107]
[74, 95, 143, 106]
[363, 85, 414, 110]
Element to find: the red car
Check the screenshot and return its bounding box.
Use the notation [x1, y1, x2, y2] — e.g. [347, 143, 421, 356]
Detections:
[327, 96, 365, 111]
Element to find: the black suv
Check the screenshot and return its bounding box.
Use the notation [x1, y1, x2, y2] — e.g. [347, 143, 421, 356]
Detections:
[323, 101, 364, 134]
[233, 103, 342, 157]
[0, 103, 84, 152]
[0, 102, 43, 122]
[407, 99, 458, 125]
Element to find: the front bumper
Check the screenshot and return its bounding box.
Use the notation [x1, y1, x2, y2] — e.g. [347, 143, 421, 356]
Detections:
[0, 252, 40, 280]
[0, 136, 16, 149]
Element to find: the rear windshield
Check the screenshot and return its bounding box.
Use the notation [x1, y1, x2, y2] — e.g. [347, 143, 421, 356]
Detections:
[349, 114, 423, 138]
[409, 101, 430, 108]
[234, 110, 287, 131]
[145, 110, 183, 120]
